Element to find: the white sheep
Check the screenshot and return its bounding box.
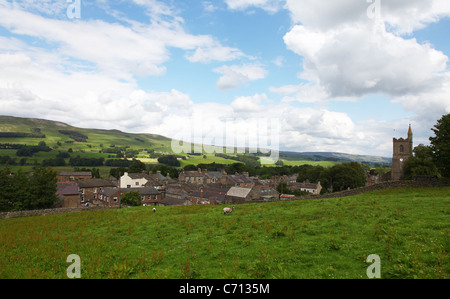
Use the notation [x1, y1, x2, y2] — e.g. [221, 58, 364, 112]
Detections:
[223, 206, 235, 215]
[153, 208, 156, 213]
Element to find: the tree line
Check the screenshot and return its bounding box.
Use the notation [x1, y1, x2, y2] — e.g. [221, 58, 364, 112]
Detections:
[403, 113, 450, 179]
[0, 167, 58, 212]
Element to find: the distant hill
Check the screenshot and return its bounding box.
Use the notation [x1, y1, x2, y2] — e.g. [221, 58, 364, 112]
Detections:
[284, 151, 392, 165]
[0, 115, 172, 151]
[0, 115, 391, 166]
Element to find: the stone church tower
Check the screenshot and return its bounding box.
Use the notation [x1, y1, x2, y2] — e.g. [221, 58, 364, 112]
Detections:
[392, 125, 413, 181]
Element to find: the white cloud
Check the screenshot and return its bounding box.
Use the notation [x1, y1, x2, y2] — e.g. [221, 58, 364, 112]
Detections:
[224, 0, 284, 13]
[185, 43, 245, 63]
[285, 0, 450, 34]
[283, 22, 448, 98]
[214, 64, 268, 90]
[231, 93, 267, 113]
[0, 1, 247, 80]
[202, 1, 217, 12]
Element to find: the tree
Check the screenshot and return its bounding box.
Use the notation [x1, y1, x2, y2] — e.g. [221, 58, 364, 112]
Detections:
[430, 114, 450, 177]
[121, 191, 141, 207]
[403, 144, 439, 180]
[328, 162, 366, 192]
[128, 159, 146, 173]
[157, 155, 181, 167]
[0, 167, 14, 212]
[27, 167, 58, 210]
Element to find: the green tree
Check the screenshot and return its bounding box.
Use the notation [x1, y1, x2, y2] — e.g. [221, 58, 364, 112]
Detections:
[403, 145, 439, 180]
[27, 167, 58, 210]
[110, 167, 127, 179]
[0, 167, 14, 212]
[121, 191, 141, 207]
[157, 155, 181, 167]
[430, 113, 450, 177]
[328, 162, 366, 192]
[128, 159, 147, 173]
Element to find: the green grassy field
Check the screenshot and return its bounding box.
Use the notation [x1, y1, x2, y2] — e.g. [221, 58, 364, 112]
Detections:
[0, 187, 448, 279]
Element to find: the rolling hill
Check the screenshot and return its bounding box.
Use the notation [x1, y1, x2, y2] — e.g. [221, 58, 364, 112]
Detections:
[0, 115, 391, 168]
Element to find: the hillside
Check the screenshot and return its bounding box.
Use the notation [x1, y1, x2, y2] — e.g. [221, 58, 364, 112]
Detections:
[280, 151, 391, 165]
[0, 115, 391, 169]
[0, 115, 172, 151]
[0, 186, 448, 279]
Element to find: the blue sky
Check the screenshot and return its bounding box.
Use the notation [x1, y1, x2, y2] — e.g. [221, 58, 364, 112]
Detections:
[0, 0, 449, 157]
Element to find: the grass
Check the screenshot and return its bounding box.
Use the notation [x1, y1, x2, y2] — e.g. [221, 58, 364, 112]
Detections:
[0, 187, 448, 279]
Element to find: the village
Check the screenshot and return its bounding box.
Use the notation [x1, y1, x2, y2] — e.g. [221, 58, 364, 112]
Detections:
[55, 168, 323, 209]
[53, 125, 418, 210]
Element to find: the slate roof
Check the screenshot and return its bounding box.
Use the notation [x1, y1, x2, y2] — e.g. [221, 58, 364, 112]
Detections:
[56, 182, 79, 195]
[227, 174, 253, 184]
[99, 188, 120, 197]
[59, 172, 91, 176]
[160, 197, 189, 206]
[126, 187, 161, 195]
[226, 187, 252, 198]
[77, 179, 116, 188]
[190, 189, 226, 203]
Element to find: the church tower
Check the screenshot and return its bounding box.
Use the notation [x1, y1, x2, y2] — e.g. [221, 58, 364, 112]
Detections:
[392, 124, 413, 181]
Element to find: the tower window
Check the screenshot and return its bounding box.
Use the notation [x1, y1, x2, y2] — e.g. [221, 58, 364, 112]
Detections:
[399, 145, 404, 153]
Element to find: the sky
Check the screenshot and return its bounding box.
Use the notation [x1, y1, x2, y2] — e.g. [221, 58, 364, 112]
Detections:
[0, 0, 449, 158]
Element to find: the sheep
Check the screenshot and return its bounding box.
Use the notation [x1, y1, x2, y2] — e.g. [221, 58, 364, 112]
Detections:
[223, 206, 235, 215]
[153, 207, 156, 213]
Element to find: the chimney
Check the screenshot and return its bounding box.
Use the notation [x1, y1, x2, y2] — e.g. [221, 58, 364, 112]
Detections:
[198, 168, 202, 173]
[157, 170, 161, 174]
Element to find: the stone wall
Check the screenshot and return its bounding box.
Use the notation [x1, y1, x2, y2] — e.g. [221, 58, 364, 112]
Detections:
[0, 206, 120, 220]
[2, 178, 448, 219]
[299, 177, 450, 200]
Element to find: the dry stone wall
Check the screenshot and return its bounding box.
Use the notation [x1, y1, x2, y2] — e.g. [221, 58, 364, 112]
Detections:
[299, 178, 450, 200]
[0, 206, 120, 220]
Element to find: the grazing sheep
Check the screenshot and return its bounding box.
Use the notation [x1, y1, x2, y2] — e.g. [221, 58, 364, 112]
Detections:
[153, 208, 156, 213]
[223, 206, 235, 215]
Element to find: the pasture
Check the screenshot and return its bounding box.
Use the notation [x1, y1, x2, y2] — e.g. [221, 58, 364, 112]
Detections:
[0, 187, 448, 279]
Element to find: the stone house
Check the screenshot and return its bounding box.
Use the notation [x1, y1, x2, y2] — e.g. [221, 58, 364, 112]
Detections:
[77, 178, 116, 204]
[124, 187, 163, 206]
[289, 181, 322, 195]
[55, 182, 81, 208]
[224, 173, 254, 188]
[225, 187, 259, 204]
[98, 188, 121, 207]
[251, 185, 279, 201]
[178, 169, 207, 184]
[178, 169, 228, 185]
[159, 196, 192, 206]
[187, 187, 227, 205]
[120, 172, 166, 191]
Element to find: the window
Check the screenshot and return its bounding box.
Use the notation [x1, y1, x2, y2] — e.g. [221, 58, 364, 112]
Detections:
[113, 197, 118, 203]
[127, 185, 131, 188]
[142, 196, 145, 201]
[400, 145, 404, 153]
[135, 182, 139, 186]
